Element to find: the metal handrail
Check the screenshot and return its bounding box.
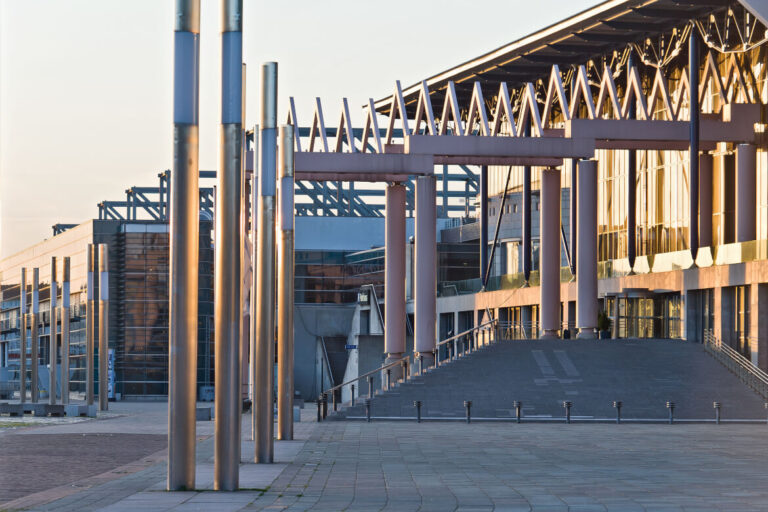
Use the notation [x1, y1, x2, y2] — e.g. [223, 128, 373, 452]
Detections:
[703, 329, 768, 399]
[436, 319, 497, 348]
[323, 354, 411, 396]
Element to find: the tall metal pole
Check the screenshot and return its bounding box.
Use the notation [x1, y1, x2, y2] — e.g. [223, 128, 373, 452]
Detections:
[86, 245, 95, 407]
[98, 244, 109, 412]
[689, 29, 700, 260]
[254, 62, 278, 464]
[277, 125, 295, 441]
[19, 268, 27, 404]
[168, 0, 200, 492]
[384, 184, 407, 380]
[479, 165, 489, 282]
[31, 268, 39, 403]
[522, 122, 532, 282]
[61, 257, 70, 405]
[49, 257, 58, 405]
[415, 176, 437, 368]
[249, 125, 260, 409]
[214, 0, 243, 490]
[569, 158, 577, 277]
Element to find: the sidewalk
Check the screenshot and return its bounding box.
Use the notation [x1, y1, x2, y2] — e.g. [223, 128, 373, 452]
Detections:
[3, 403, 768, 511]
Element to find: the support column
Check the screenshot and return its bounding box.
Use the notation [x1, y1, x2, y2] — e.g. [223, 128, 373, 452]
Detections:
[61, 257, 70, 405]
[214, 0, 243, 490]
[523, 165, 532, 282]
[254, 62, 278, 464]
[277, 125, 295, 441]
[49, 257, 58, 405]
[479, 165, 489, 282]
[168, 0, 200, 492]
[415, 176, 437, 368]
[736, 143, 757, 242]
[540, 168, 561, 339]
[569, 158, 577, 276]
[86, 245, 95, 407]
[627, 52, 637, 271]
[98, 244, 109, 412]
[249, 127, 259, 408]
[385, 183, 406, 383]
[699, 152, 713, 248]
[31, 268, 39, 403]
[689, 30, 700, 260]
[576, 160, 598, 338]
[19, 268, 27, 404]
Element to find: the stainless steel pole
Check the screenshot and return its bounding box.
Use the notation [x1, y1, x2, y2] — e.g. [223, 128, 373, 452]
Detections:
[277, 125, 295, 441]
[214, 0, 243, 490]
[98, 244, 109, 412]
[86, 245, 95, 406]
[49, 257, 58, 405]
[254, 62, 278, 464]
[31, 268, 39, 403]
[249, 125, 260, 413]
[414, 176, 437, 368]
[19, 268, 27, 403]
[168, 0, 201, 492]
[61, 257, 70, 405]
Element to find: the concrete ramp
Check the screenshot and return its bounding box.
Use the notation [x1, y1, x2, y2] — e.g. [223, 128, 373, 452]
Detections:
[337, 339, 766, 421]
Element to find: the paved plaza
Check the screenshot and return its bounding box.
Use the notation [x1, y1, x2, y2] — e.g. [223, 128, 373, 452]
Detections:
[2, 403, 768, 511]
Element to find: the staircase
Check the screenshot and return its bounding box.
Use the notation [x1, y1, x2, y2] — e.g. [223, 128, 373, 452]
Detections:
[329, 337, 767, 421]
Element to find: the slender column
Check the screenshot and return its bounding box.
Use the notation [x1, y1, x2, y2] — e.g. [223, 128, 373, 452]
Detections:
[479, 165, 489, 281]
[19, 268, 27, 403]
[699, 153, 713, 248]
[31, 268, 39, 403]
[569, 158, 577, 276]
[277, 125, 295, 441]
[49, 257, 58, 405]
[415, 176, 437, 367]
[249, 126, 260, 407]
[86, 245, 95, 407]
[689, 30, 700, 259]
[254, 62, 278, 464]
[442, 165, 448, 216]
[576, 160, 598, 338]
[214, 0, 243, 490]
[168, 0, 200, 492]
[98, 244, 109, 412]
[627, 52, 637, 271]
[736, 143, 757, 243]
[61, 257, 70, 405]
[385, 183, 407, 383]
[540, 168, 561, 338]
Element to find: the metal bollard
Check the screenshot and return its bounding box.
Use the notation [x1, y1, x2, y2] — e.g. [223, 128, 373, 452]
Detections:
[563, 401, 572, 424]
[351, 384, 356, 407]
[317, 397, 322, 422]
[386, 369, 391, 390]
[419, 355, 424, 374]
[402, 359, 408, 381]
[765, 403, 768, 424]
[414, 400, 422, 423]
[368, 376, 374, 399]
[333, 390, 337, 412]
[613, 401, 622, 424]
[713, 402, 721, 425]
[513, 401, 522, 423]
[322, 393, 328, 419]
[666, 401, 675, 424]
[464, 400, 472, 424]
[365, 398, 372, 422]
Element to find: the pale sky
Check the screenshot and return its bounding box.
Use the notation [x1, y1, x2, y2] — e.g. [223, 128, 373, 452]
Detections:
[0, 0, 594, 258]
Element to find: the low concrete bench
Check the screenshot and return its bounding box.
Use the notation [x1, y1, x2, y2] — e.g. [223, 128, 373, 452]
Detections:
[65, 404, 97, 417]
[30, 404, 65, 417]
[196, 406, 212, 421]
[0, 403, 24, 416]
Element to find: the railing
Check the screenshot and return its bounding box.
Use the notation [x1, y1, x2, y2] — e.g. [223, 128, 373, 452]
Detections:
[434, 319, 499, 365]
[703, 329, 768, 399]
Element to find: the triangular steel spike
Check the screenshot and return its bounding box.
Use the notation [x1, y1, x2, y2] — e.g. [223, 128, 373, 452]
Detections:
[335, 98, 357, 153]
[439, 81, 463, 135]
[594, 66, 621, 120]
[621, 65, 648, 120]
[362, 98, 383, 154]
[491, 83, 517, 137]
[288, 97, 303, 153]
[385, 80, 410, 145]
[699, 51, 725, 105]
[516, 82, 543, 137]
[309, 97, 329, 152]
[646, 68, 674, 120]
[541, 65, 571, 127]
[465, 82, 490, 136]
[412, 80, 437, 135]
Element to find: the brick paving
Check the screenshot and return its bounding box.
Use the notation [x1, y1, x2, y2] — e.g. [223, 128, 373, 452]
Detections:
[0, 433, 167, 505]
[20, 418, 768, 512]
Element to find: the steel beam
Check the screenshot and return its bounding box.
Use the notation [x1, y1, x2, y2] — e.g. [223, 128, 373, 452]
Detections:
[168, 0, 201, 492]
[689, 30, 700, 260]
